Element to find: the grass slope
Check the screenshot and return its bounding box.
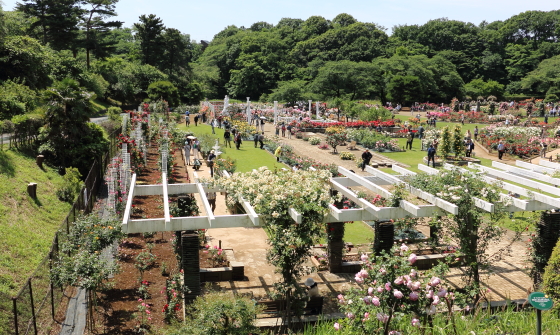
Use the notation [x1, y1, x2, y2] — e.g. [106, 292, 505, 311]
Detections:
[0, 150, 71, 294]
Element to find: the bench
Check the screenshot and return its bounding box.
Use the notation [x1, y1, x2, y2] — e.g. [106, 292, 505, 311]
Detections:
[347, 141, 357, 150]
[257, 297, 324, 316]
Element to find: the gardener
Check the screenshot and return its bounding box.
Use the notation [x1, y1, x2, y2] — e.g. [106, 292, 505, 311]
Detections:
[361, 149, 373, 172]
[274, 146, 282, 162]
[304, 278, 320, 298]
[427, 144, 436, 167]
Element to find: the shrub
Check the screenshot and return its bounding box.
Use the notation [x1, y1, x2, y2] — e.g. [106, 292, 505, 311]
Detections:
[56, 167, 83, 202]
[309, 137, 322, 145]
[339, 151, 355, 160]
[106, 106, 122, 122]
[543, 238, 560, 312]
[166, 291, 262, 334]
[318, 142, 329, 150]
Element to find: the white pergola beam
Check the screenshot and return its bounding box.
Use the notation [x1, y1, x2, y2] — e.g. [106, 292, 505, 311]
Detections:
[493, 161, 560, 186]
[366, 166, 403, 184]
[239, 196, 259, 226]
[417, 164, 439, 175]
[400, 200, 438, 217]
[539, 160, 560, 170]
[516, 160, 556, 175]
[471, 163, 560, 197]
[338, 166, 392, 198]
[409, 186, 459, 215]
[460, 165, 560, 208]
[289, 208, 302, 223]
[197, 182, 215, 225]
[122, 173, 137, 229]
[393, 165, 416, 176]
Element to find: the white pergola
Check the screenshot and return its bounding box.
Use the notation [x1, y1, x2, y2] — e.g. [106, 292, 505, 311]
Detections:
[121, 160, 560, 234]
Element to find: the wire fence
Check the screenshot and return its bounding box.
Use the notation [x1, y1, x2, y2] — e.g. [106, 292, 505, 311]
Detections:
[0, 131, 119, 335]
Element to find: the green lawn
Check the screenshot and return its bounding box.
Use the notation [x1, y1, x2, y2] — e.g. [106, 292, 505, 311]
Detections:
[178, 124, 286, 172]
[0, 150, 71, 295]
[344, 221, 374, 245]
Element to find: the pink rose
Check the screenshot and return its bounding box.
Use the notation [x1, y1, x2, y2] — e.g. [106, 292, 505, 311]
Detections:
[408, 253, 417, 265]
[372, 296, 380, 306]
[411, 318, 420, 327]
[409, 291, 419, 301]
[393, 289, 404, 299]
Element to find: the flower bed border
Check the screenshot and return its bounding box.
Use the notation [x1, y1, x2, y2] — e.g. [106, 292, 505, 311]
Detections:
[199, 249, 245, 282]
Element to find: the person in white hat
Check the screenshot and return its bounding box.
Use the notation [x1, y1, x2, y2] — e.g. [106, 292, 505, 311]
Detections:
[304, 278, 320, 298]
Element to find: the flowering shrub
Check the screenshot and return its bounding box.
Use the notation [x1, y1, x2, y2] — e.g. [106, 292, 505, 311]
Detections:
[318, 142, 329, 150]
[213, 168, 334, 313]
[214, 157, 237, 175]
[309, 136, 322, 145]
[337, 245, 450, 335]
[478, 125, 546, 157]
[339, 151, 355, 160]
[162, 272, 190, 322]
[406, 168, 509, 300]
[346, 129, 402, 152]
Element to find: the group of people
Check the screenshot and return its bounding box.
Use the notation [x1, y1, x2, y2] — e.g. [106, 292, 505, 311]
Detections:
[183, 137, 201, 165]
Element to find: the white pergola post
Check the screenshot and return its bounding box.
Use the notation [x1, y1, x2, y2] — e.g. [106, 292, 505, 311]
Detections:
[223, 95, 229, 113]
[246, 97, 251, 123]
[308, 100, 312, 114]
[316, 101, 320, 119]
[274, 101, 278, 124]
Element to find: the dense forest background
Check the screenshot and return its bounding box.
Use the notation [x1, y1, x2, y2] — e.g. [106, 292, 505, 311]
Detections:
[1, 1, 560, 116]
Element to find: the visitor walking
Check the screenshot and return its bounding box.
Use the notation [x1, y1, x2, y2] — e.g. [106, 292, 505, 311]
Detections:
[474, 126, 479, 141]
[193, 139, 200, 159]
[427, 144, 436, 167]
[258, 132, 265, 149]
[406, 132, 413, 150]
[207, 150, 216, 177]
[541, 141, 548, 158]
[497, 140, 505, 160]
[465, 139, 474, 157]
[234, 132, 242, 150]
[224, 129, 232, 148]
[194, 114, 199, 126]
[287, 124, 293, 139]
[254, 132, 259, 148]
[185, 110, 190, 126]
[361, 149, 373, 172]
[184, 139, 191, 165]
[281, 123, 286, 137]
[206, 191, 216, 213]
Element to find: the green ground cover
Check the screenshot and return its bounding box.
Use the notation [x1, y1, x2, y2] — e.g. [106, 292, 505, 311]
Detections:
[0, 150, 72, 295]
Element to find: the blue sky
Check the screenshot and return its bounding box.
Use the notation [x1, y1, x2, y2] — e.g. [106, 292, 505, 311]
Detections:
[2, 0, 559, 42]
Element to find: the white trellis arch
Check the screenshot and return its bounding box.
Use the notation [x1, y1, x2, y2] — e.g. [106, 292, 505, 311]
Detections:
[121, 160, 560, 234]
